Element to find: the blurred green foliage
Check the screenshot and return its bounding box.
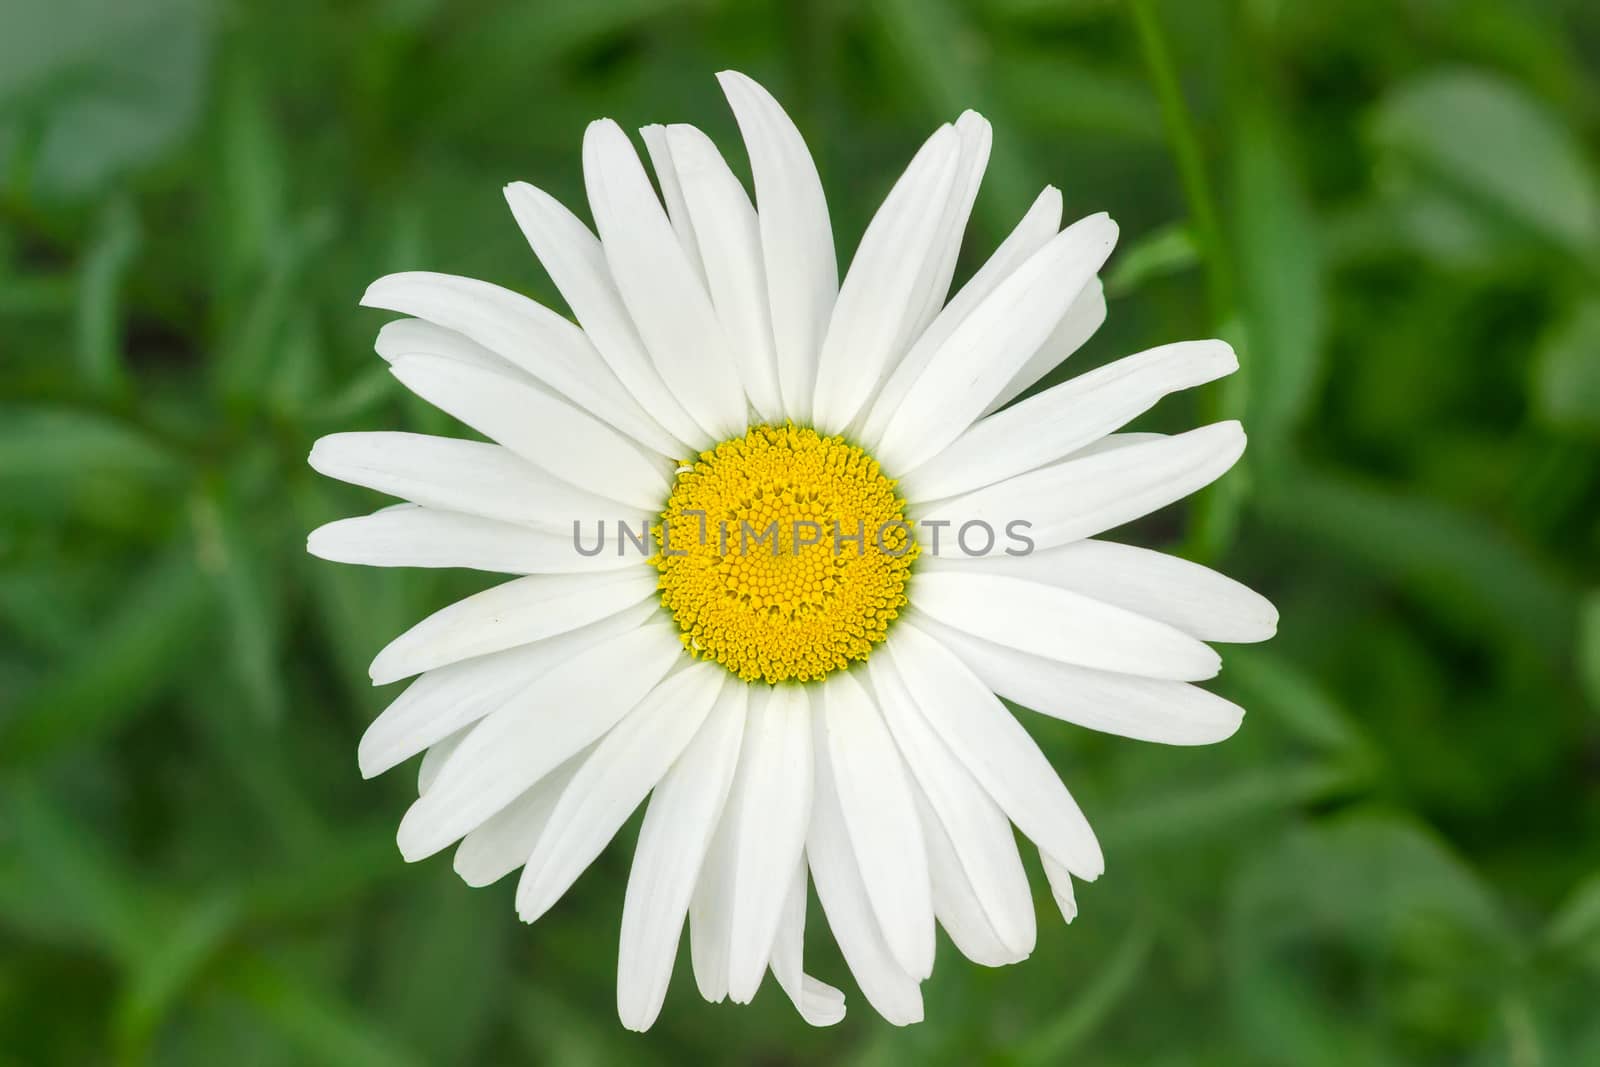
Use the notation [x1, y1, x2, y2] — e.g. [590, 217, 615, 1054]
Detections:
[2, 0, 1598, 1063]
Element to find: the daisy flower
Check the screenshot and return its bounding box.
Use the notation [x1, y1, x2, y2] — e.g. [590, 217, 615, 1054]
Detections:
[307, 70, 1276, 1030]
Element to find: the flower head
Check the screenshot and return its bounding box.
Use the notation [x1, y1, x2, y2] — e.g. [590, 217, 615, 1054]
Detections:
[308, 70, 1276, 1030]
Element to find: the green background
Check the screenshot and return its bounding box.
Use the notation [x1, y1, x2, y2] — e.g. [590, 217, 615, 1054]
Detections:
[3, 0, 1599, 1063]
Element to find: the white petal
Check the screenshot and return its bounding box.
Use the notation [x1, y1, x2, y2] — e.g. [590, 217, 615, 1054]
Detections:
[904, 111, 993, 346]
[986, 275, 1107, 414]
[388, 354, 670, 512]
[502, 182, 704, 450]
[394, 622, 682, 861]
[374, 318, 527, 380]
[639, 124, 706, 283]
[452, 748, 588, 887]
[1040, 850, 1078, 925]
[417, 725, 469, 795]
[308, 504, 641, 575]
[910, 570, 1221, 681]
[308, 432, 646, 533]
[806, 706, 924, 1026]
[917, 787, 1028, 967]
[617, 683, 747, 1031]
[859, 186, 1063, 445]
[916, 614, 1244, 746]
[811, 124, 964, 433]
[358, 600, 657, 776]
[915, 421, 1247, 554]
[769, 860, 847, 1026]
[689, 749, 739, 1003]
[868, 653, 1035, 957]
[717, 70, 838, 422]
[516, 663, 726, 922]
[873, 213, 1119, 472]
[886, 621, 1103, 880]
[362, 272, 679, 456]
[926, 538, 1277, 644]
[903, 340, 1239, 503]
[369, 569, 657, 686]
[725, 684, 814, 1003]
[819, 671, 934, 979]
[583, 119, 746, 441]
[664, 123, 785, 423]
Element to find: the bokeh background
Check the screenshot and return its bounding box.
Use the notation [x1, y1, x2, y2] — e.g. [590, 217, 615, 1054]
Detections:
[3, 0, 1599, 1062]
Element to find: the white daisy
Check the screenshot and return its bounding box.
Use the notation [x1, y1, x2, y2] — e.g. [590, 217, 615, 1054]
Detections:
[307, 69, 1276, 1030]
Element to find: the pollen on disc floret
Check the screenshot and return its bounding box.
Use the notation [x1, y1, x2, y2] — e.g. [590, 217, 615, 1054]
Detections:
[653, 423, 919, 684]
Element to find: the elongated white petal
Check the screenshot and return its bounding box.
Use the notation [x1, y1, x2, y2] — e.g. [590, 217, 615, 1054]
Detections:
[905, 111, 993, 345]
[369, 568, 657, 686]
[985, 276, 1107, 414]
[868, 653, 1035, 957]
[517, 663, 725, 922]
[904, 340, 1239, 503]
[362, 272, 678, 456]
[358, 601, 657, 776]
[417, 725, 469, 795]
[395, 622, 682, 861]
[388, 354, 670, 512]
[639, 124, 706, 283]
[917, 787, 1027, 967]
[927, 538, 1277, 643]
[374, 318, 527, 380]
[717, 70, 837, 422]
[726, 684, 813, 1003]
[452, 749, 588, 887]
[689, 747, 740, 1003]
[911, 570, 1221, 681]
[502, 182, 703, 449]
[617, 683, 747, 1031]
[584, 119, 746, 441]
[1040, 851, 1078, 925]
[916, 615, 1244, 746]
[770, 860, 847, 1026]
[308, 432, 645, 533]
[874, 214, 1118, 472]
[887, 621, 1103, 880]
[308, 505, 640, 575]
[859, 186, 1063, 444]
[915, 421, 1246, 554]
[820, 671, 935, 979]
[807, 707, 924, 1026]
[811, 124, 963, 433]
[665, 124, 785, 423]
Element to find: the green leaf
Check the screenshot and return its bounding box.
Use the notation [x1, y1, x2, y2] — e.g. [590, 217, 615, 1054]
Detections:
[0, 0, 214, 198]
[1232, 104, 1325, 448]
[229, 956, 426, 1067]
[1012, 920, 1153, 1063]
[1104, 221, 1198, 296]
[75, 194, 140, 394]
[0, 781, 153, 961]
[1580, 590, 1600, 715]
[192, 485, 289, 725]
[0, 407, 183, 491]
[114, 892, 241, 1052]
[1228, 813, 1518, 1064]
[1547, 871, 1600, 971]
[1256, 462, 1576, 658]
[1533, 299, 1600, 436]
[0, 549, 211, 767]
[1369, 69, 1600, 262]
[1223, 647, 1378, 767]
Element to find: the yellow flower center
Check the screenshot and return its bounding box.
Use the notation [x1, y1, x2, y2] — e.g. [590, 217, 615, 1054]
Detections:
[654, 424, 919, 684]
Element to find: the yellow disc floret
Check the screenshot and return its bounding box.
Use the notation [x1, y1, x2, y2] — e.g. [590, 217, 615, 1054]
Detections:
[654, 424, 918, 684]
